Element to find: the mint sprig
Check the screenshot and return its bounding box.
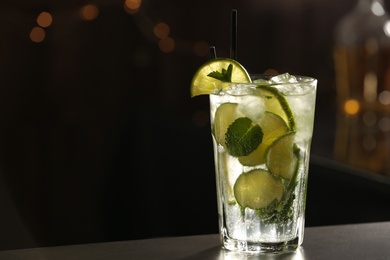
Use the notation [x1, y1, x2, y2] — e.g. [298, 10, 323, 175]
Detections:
[258, 145, 301, 224]
[207, 64, 233, 82]
[259, 181, 297, 224]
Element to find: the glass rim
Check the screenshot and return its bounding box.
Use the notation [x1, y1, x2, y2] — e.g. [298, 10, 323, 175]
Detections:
[247, 74, 317, 84]
[218, 74, 317, 96]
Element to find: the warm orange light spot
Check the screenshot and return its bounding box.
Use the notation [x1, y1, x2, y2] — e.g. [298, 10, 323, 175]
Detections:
[153, 22, 170, 39]
[159, 37, 175, 53]
[264, 69, 278, 75]
[80, 4, 99, 21]
[125, 0, 141, 10]
[37, 12, 52, 28]
[30, 27, 45, 43]
[193, 41, 209, 57]
[344, 99, 360, 115]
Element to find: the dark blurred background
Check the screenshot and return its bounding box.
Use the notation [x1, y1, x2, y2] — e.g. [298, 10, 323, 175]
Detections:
[1, 0, 390, 251]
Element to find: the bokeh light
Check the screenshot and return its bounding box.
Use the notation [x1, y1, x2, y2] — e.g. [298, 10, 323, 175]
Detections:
[153, 22, 170, 39]
[193, 41, 209, 57]
[344, 99, 360, 115]
[79, 4, 99, 21]
[30, 27, 45, 43]
[379, 90, 390, 105]
[264, 68, 279, 75]
[124, 0, 142, 14]
[159, 37, 175, 53]
[379, 117, 390, 132]
[37, 12, 52, 28]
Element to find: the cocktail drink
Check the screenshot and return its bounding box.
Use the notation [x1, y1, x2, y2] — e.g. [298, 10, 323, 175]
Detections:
[210, 73, 316, 253]
[191, 58, 317, 253]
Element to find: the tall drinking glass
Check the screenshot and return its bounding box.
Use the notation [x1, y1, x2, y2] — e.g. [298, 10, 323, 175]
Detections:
[209, 74, 317, 253]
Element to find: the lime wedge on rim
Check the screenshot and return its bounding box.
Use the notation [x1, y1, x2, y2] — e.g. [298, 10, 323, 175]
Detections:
[190, 58, 251, 97]
[233, 169, 283, 210]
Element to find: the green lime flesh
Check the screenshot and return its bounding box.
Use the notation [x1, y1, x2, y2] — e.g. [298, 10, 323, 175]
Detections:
[238, 111, 289, 166]
[233, 169, 283, 210]
[213, 103, 239, 148]
[266, 132, 298, 180]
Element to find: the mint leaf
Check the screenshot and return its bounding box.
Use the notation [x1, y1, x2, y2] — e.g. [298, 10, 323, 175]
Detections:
[225, 117, 263, 157]
[259, 181, 297, 224]
[207, 64, 233, 82]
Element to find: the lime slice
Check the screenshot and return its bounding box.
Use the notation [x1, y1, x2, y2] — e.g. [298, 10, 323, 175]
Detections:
[266, 132, 298, 180]
[233, 169, 283, 210]
[255, 85, 295, 131]
[238, 112, 289, 166]
[213, 103, 239, 147]
[190, 58, 251, 97]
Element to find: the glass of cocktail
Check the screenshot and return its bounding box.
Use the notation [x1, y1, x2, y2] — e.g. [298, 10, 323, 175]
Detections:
[191, 58, 317, 253]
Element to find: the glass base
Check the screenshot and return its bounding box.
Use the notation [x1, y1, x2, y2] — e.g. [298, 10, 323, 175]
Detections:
[222, 235, 300, 254]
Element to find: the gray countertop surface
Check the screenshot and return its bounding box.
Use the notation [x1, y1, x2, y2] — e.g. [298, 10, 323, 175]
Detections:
[0, 221, 389, 259]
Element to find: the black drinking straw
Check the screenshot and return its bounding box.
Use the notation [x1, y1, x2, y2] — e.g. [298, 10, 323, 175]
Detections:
[209, 46, 217, 59]
[230, 9, 237, 60]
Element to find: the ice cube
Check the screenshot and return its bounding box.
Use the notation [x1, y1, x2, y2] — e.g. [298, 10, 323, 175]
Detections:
[270, 73, 298, 84]
[237, 95, 264, 124]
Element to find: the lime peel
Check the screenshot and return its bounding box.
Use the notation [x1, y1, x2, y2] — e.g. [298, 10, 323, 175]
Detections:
[255, 85, 296, 131]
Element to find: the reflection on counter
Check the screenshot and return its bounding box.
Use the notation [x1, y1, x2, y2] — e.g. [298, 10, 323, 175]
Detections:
[219, 247, 305, 259]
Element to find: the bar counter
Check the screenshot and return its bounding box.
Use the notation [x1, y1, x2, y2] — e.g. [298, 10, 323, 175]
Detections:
[0, 221, 389, 259]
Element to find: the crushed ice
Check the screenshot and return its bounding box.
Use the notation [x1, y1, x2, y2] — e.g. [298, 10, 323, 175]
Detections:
[237, 95, 265, 124]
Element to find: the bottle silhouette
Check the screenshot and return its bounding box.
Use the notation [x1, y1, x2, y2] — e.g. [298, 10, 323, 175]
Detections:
[333, 0, 390, 175]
